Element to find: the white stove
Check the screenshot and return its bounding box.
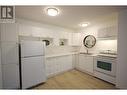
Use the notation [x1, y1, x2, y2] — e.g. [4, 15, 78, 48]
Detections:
[94, 50, 117, 84]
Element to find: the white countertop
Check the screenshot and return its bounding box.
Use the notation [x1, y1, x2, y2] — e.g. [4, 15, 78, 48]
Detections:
[79, 52, 98, 57]
[97, 54, 117, 58]
[45, 52, 79, 58]
[45, 52, 117, 58]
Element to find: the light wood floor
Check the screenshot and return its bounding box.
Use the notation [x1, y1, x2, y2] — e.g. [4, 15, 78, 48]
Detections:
[33, 69, 116, 89]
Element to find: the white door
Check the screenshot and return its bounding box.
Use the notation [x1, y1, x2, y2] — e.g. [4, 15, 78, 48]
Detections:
[2, 64, 19, 89]
[21, 41, 45, 57]
[21, 56, 46, 89]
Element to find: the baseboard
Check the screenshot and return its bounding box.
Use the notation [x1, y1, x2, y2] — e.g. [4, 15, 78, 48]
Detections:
[75, 67, 94, 76]
[47, 68, 74, 78]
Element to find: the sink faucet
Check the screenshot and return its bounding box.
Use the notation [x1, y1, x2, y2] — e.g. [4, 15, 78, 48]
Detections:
[86, 49, 89, 54]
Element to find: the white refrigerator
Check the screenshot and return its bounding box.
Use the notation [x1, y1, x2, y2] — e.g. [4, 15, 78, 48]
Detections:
[20, 41, 46, 89]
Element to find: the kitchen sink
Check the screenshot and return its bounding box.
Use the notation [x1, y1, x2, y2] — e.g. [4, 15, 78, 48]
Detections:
[80, 52, 93, 55]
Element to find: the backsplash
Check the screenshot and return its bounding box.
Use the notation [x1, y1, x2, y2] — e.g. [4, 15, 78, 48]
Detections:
[45, 46, 80, 55]
[80, 39, 117, 54]
[96, 40, 117, 52]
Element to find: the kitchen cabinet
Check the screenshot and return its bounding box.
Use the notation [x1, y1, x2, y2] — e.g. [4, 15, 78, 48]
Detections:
[73, 54, 79, 68]
[19, 23, 55, 38]
[0, 23, 19, 89]
[69, 33, 82, 46]
[98, 26, 117, 39]
[77, 54, 94, 74]
[18, 24, 33, 36]
[1, 42, 19, 65]
[18, 23, 77, 46]
[31, 27, 42, 37]
[45, 55, 73, 77]
[45, 57, 55, 76]
[0, 23, 18, 42]
[2, 64, 19, 89]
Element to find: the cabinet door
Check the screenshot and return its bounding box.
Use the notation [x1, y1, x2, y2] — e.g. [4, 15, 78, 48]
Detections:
[65, 55, 73, 70]
[32, 27, 42, 37]
[98, 26, 117, 38]
[71, 33, 81, 46]
[19, 24, 32, 36]
[78, 54, 94, 74]
[68, 32, 73, 45]
[0, 23, 18, 42]
[73, 54, 79, 68]
[84, 56, 94, 73]
[78, 54, 85, 70]
[1, 42, 19, 65]
[45, 58, 54, 76]
[2, 64, 20, 89]
[98, 28, 107, 38]
[55, 56, 62, 73]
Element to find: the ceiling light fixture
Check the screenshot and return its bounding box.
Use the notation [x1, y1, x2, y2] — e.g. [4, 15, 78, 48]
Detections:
[79, 22, 90, 27]
[46, 7, 59, 16]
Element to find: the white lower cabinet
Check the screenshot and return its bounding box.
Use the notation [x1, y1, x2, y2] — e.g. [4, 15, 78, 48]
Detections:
[2, 64, 20, 89]
[45, 55, 73, 77]
[72, 54, 79, 68]
[1, 42, 19, 89]
[77, 54, 94, 74]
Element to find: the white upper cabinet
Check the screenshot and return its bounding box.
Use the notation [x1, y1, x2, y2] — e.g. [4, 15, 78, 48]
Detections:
[31, 27, 42, 37]
[18, 22, 78, 46]
[98, 26, 117, 39]
[0, 23, 18, 42]
[19, 24, 32, 36]
[70, 33, 82, 46]
[19, 24, 56, 38]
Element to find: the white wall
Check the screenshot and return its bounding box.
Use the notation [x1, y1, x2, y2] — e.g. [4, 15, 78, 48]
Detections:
[116, 9, 127, 89]
[78, 14, 118, 53]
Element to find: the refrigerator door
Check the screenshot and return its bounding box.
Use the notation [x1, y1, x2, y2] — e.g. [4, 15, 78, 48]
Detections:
[20, 41, 45, 57]
[21, 56, 46, 89]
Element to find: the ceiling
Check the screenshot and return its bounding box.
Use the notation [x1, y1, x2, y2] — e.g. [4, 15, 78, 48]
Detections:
[15, 6, 127, 30]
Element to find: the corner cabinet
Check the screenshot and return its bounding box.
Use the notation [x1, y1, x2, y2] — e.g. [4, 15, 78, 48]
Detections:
[76, 54, 94, 75]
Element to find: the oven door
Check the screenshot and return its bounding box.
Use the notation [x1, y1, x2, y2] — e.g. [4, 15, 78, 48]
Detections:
[94, 56, 116, 77]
